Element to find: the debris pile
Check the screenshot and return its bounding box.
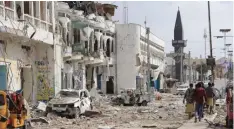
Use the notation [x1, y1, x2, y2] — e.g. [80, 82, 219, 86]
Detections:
[30, 93, 187, 129]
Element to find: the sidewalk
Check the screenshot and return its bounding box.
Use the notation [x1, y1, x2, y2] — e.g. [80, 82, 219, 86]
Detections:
[178, 113, 217, 129]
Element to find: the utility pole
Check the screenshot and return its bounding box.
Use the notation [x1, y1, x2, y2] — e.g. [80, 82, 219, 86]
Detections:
[200, 55, 203, 81]
[208, 1, 214, 83]
[123, 2, 128, 24]
[188, 51, 191, 84]
[220, 29, 231, 86]
[146, 27, 150, 93]
[204, 29, 207, 58]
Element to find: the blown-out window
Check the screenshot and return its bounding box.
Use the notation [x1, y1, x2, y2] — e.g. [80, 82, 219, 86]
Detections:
[73, 28, 80, 43]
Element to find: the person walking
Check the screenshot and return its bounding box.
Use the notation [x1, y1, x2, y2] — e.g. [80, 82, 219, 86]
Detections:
[183, 83, 195, 119]
[193, 83, 207, 122]
[206, 82, 215, 114]
[212, 83, 217, 111]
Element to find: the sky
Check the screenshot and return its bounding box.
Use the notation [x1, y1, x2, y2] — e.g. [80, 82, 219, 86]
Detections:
[106, 1, 233, 59]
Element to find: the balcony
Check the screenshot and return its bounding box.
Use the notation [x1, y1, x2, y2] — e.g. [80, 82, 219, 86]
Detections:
[0, 3, 53, 33]
[172, 40, 187, 47]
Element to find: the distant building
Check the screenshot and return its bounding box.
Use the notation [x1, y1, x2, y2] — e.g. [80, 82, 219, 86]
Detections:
[116, 23, 165, 93]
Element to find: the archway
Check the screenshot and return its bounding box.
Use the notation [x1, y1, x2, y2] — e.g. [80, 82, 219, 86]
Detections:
[111, 40, 114, 53]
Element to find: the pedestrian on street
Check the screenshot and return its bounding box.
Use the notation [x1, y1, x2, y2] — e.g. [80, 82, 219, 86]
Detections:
[193, 83, 207, 122]
[211, 83, 216, 111]
[206, 82, 215, 114]
[199, 82, 205, 118]
[183, 83, 195, 119]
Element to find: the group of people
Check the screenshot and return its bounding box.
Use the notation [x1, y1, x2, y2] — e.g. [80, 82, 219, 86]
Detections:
[183, 82, 216, 122]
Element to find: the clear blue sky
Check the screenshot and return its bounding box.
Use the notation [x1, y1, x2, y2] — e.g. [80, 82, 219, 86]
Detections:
[105, 1, 233, 59]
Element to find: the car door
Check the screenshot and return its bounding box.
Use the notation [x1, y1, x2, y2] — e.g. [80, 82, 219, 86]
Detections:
[79, 91, 90, 113]
[82, 90, 91, 110]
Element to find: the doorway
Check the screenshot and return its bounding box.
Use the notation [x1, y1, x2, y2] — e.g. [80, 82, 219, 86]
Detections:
[0, 65, 7, 90]
[106, 76, 114, 94]
[97, 74, 102, 90]
[21, 68, 32, 102]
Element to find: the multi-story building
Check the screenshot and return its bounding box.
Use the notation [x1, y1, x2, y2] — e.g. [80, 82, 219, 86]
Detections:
[0, 1, 62, 103]
[58, 2, 117, 94]
[116, 23, 165, 93]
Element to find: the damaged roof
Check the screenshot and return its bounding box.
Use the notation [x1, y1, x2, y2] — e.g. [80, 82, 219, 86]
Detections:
[61, 1, 118, 17]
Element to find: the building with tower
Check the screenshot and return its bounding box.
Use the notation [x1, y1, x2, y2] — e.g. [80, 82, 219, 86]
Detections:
[172, 8, 187, 83]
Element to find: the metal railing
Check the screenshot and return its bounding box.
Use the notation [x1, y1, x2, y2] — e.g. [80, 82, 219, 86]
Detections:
[5, 7, 14, 19]
[0, 5, 53, 33]
[0, 5, 4, 17]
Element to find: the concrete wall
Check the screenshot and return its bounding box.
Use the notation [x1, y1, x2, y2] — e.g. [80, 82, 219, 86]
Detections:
[116, 24, 140, 93]
[0, 40, 55, 102]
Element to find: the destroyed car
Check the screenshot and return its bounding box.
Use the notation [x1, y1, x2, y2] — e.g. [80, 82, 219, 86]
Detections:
[176, 84, 189, 95]
[46, 89, 93, 118]
[113, 89, 150, 106]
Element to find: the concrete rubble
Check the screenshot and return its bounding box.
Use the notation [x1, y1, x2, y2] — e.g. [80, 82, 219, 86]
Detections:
[30, 93, 187, 129]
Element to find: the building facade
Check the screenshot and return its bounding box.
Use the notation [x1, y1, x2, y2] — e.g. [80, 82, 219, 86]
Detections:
[0, 1, 63, 103]
[116, 23, 165, 93]
[57, 2, 117, 94]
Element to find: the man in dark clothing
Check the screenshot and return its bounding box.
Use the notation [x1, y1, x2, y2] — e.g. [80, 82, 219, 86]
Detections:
[193, 83, 207, 122]
[183, 83, 195, 119]
[206, 83, 215, 114]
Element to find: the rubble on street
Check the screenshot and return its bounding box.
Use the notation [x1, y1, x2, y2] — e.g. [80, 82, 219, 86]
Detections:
[30, 93, 187, 129]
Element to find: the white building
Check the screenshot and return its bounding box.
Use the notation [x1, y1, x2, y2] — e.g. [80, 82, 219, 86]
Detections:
[116, 24, 165, 93]
[0, 1, 62, 103]
[58, 2, 117, 94]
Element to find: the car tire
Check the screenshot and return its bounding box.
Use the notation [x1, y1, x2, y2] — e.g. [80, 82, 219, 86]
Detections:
[141, 100, 147, 106]
[117, 98, 124, 106]
[45, 107, 52, 116]
[73, 107, 81, 119]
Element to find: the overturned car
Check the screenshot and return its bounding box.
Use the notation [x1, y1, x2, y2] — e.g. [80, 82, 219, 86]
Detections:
[46, 89, 93, 118]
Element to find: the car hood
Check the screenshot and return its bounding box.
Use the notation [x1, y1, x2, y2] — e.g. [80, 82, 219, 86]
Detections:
[49, 97, 80, 105]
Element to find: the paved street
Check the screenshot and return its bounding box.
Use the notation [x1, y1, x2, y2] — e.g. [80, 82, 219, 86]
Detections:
[214, 79, 226, 90]
[178, 113, 217, 129]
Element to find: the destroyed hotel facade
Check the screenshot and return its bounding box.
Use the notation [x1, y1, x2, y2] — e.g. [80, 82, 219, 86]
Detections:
[0, 1, 165, 102]
[59, 2, 118, 94]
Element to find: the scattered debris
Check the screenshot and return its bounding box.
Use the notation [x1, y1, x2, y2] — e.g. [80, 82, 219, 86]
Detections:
[30, 93, 187, 129]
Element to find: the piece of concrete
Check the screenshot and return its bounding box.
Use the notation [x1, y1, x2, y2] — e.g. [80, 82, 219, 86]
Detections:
[37, 101, 47, 111]
[142, 124, 157, 128]
[98, 125, 115, 129]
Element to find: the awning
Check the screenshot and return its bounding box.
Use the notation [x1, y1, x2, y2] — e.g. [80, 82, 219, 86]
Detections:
[151, 64, 159, 69]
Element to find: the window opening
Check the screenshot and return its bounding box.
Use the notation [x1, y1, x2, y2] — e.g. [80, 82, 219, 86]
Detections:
[111, 40, 114, 53]
[94, 39, 98, 52]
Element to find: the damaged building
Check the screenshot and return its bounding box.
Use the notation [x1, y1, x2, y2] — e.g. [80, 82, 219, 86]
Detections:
[0, 1, 63, 104]
[116, 24, 165, 93]
[58, 2, 118, 94]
